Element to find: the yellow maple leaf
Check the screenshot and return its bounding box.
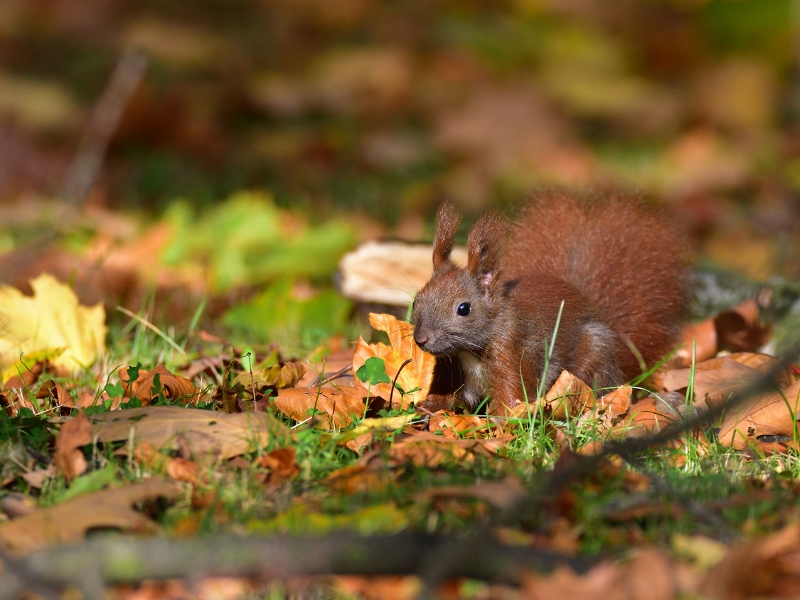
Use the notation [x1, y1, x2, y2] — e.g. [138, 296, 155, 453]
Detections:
[0, 274, 106, 371]
[352, 313, 435, 408]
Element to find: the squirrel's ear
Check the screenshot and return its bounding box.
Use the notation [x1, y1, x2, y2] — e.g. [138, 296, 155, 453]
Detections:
[433, 201, 460, 270]
[467, 212, 506, 296]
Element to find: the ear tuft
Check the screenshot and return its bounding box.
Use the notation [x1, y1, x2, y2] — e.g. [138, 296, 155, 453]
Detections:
[467, 212, 506, 292]
[433, 201, 461, 270]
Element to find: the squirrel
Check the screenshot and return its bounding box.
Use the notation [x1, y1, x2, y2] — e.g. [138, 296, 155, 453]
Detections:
[411, 191, 690, 414]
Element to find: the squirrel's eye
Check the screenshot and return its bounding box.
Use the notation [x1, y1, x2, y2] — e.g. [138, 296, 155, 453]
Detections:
[457, 302, 471, 316]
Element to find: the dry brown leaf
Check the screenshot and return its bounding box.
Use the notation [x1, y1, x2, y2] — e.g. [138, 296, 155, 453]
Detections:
[428, 410, 496, 438]
[166, 457, 199, 485]
[274, 386, 366, 429]
[620, 395, 682, 437]
[325, 463, 398, 494]
[255, 447, 300, 484]
[662, 353, 793, 410]
[718, 377, 800, 452]
[0, 478, 177, 556]
[597, 386, 632, 416]
[54, 412, 92, 480]
[673, 317, 718, 367]
[700, 523, 800, 600]
[20, 466, 56, 489]
[352, 313, 434, 408]
[332, 576, 421, 600]
[88, 406, 290, 459]
[413, 475, 525, 510]
[388, 432, 512, 468]
[715, 299, 772, 353]
[121, 364, 196, 404]
[521, 549, 679, 600]
[542, 371, 594, 418]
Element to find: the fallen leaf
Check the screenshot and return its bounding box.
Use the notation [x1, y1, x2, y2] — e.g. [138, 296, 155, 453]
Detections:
[673, 318, 718, 366]
[0, 274, 106, 371]
[663, 353, 793, 409]
[718, 377, 800, 452]
[88, 406, 290, 459]
[353, 313, 435, 408]
[389, 432, 512, 468]
[274, 386, 366, 429]
[413, 475, 525, 509]
[521, 549, 679, 600]
[166, 457, 199, 485]
[255, 447, 300, 484]
[20, 466, 56, 489]
[540, 371, 595, 418]
[121, 364, 196, 404]
[0, 478, 177, 556]
[1, 493, 39, 519]
[597, 385, 632, 416]
[333, 576, 421, 600]
[54, 412, 92, 480]
[700, 523, 800, 600]
[428, 410, 496, 438]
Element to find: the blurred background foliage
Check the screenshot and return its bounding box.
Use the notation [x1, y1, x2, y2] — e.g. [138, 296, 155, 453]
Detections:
[1, 0, 799, 347]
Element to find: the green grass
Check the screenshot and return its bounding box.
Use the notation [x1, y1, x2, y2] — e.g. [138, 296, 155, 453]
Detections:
[1, 309, 798, 567]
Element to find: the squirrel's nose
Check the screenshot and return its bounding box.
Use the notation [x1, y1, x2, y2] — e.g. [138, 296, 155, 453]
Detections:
[414, 330, 430, 347]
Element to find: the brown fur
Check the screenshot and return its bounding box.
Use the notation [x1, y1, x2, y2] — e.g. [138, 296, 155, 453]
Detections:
[412, 191, 690, 414]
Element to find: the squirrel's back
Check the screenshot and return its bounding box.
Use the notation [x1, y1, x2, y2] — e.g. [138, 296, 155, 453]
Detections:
[502, 191, 690, 379]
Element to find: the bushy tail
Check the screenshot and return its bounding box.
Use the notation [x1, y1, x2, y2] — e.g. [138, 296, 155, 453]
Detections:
[503, 191, 691, 379]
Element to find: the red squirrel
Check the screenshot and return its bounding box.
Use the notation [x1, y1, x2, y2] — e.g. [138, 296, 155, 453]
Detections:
[411, 191, 690, 414]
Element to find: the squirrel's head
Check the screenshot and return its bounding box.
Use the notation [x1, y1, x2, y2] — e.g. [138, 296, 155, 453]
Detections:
[412, 201, 506, 356]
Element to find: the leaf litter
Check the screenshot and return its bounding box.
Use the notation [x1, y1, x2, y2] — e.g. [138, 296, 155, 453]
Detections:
[3, 288, 800, 599]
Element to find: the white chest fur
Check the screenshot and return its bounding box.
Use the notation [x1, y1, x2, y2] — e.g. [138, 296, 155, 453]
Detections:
[458, 351, 487, 409]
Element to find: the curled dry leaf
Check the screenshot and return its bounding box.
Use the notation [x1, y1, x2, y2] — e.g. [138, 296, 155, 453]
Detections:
[597, 385, 632, 416]
[35, 379, 74, 415]
[0, 478, 178, 557]
[89, 406, 290, 459]
[620, 394, 682, 436]
[255, 447, 300, 484]
[121, 364, 196, 404]
[54, 412, 92, 480]
[507, 370, 594, 419]
[274, 386, 366, 429]
[672, 300, 771, 368]
[134, 442, 199, 485]
[541, 370, 594, 418]
[428, 410, 496, 438]
[718, 377, 800, 452]
[352, 313, 434, 408]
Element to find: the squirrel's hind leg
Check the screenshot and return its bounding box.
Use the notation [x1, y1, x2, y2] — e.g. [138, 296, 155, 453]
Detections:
[569, 321, 625, 394]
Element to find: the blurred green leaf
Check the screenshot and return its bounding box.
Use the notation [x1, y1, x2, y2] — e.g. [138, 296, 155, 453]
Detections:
[223, 278, 352, 344]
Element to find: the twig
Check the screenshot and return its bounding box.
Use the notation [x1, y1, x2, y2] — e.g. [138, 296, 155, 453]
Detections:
[61, 47, 148, 207]
[0, 533, 594, 598]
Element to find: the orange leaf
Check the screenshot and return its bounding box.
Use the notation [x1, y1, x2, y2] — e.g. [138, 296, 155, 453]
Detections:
[718, 377, 800, 451]
[54, 413, 92, 480]
[428, 410, 496, 438]
[352, 313, 434, 408]
[541, 370, 594, 418]
[121, 364, 196, 405]
[274, 386, 366, 429]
